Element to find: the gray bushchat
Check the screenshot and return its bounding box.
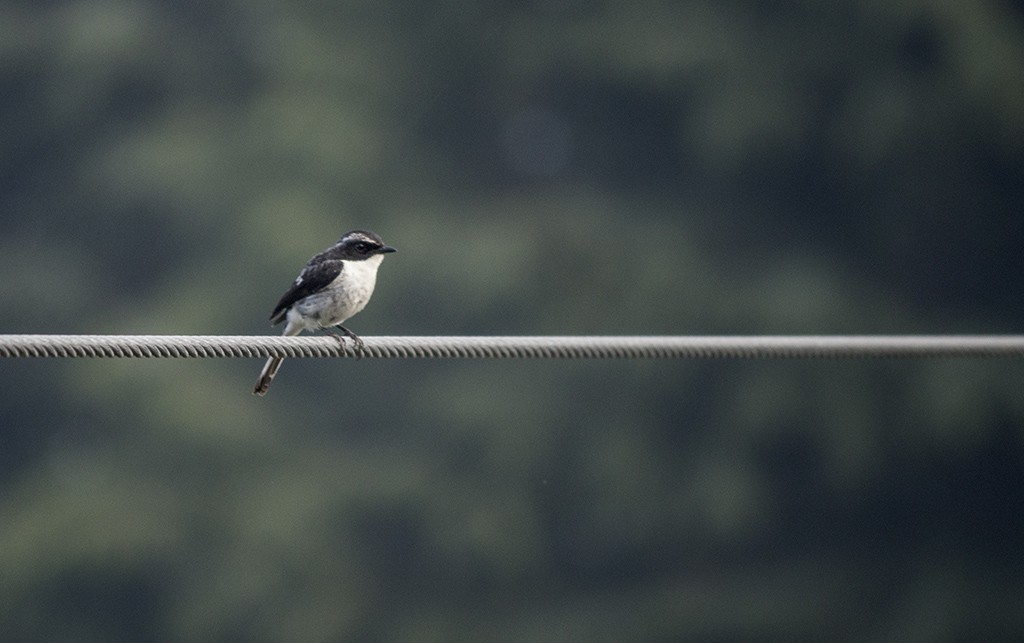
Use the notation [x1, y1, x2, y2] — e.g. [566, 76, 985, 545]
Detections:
[254, 230, 396, 396]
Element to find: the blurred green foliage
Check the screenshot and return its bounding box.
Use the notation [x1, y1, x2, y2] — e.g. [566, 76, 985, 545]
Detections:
[1, 0, 1023, 640]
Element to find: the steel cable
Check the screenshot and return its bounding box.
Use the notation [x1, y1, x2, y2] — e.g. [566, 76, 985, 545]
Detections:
[1, 335, 1024, 359]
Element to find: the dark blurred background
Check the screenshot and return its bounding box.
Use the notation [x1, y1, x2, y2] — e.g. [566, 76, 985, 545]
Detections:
[1, 1, 1023, 640]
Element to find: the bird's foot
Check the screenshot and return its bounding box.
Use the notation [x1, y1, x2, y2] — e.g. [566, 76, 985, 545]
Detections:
[324, 326, 365, 359]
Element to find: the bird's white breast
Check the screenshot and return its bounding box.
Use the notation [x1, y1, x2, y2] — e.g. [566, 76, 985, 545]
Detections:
[292, 255, 384, 329]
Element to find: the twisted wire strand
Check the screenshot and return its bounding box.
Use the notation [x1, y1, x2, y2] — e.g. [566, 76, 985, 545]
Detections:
[1, 335, 1024, 359]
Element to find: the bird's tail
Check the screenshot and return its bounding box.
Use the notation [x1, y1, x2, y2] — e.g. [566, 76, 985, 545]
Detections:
[253, 356, 284, 396]
[253, 321, 303, 397]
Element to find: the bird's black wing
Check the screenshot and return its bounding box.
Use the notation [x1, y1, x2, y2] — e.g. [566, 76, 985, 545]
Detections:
[268, 258, 344, 324]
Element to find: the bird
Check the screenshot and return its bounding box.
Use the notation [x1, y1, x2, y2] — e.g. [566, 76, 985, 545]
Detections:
[253, 230, 396, 396]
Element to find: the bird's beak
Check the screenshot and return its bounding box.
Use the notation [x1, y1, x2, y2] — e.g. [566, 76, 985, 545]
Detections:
[380, 246, 397, 254]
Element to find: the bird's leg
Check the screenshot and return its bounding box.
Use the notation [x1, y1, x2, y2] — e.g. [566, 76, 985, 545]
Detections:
[321, 325, 365, 358]
[336, 325, 366, 357]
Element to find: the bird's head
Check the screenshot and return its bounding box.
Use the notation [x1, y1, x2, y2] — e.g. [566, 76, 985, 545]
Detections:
[337, 230, 397, 260]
